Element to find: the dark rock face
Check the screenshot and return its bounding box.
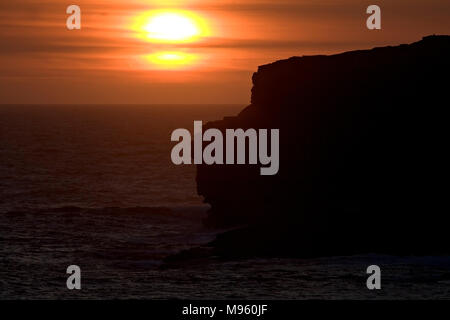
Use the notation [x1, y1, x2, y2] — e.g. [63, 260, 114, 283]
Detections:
[196, 36, 450, 257]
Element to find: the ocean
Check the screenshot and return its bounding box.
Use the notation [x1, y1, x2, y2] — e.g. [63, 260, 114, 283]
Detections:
[0, 104, 449, 299]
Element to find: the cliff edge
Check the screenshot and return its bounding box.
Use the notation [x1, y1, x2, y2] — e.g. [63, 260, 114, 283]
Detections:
[196, 36, 450, 257]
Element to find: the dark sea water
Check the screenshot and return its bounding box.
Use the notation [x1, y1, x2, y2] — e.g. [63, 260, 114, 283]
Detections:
[0, 104, 449, 299]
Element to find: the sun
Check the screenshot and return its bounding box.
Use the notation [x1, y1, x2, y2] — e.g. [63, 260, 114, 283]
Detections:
[132, 10, 209, 43]
[144, 13, 198, 41]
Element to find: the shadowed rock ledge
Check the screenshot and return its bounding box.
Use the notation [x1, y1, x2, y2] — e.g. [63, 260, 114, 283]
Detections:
[192, 36, 450, 258]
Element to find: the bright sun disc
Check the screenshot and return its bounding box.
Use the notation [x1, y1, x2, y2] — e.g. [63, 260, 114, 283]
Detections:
[133, 10, 209, 43]
[145, 13, 198, 41]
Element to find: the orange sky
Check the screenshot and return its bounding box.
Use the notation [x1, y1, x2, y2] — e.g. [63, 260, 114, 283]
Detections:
[1, 0, 449, 104]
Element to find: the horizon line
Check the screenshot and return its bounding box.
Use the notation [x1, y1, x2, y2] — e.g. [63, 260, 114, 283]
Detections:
[0, 103, 248, 106]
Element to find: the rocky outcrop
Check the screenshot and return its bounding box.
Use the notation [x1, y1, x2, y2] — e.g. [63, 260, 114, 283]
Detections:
[196, 36, 450, 256]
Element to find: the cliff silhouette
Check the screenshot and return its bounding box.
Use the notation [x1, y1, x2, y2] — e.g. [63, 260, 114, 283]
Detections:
[193, 36, 450, 258]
